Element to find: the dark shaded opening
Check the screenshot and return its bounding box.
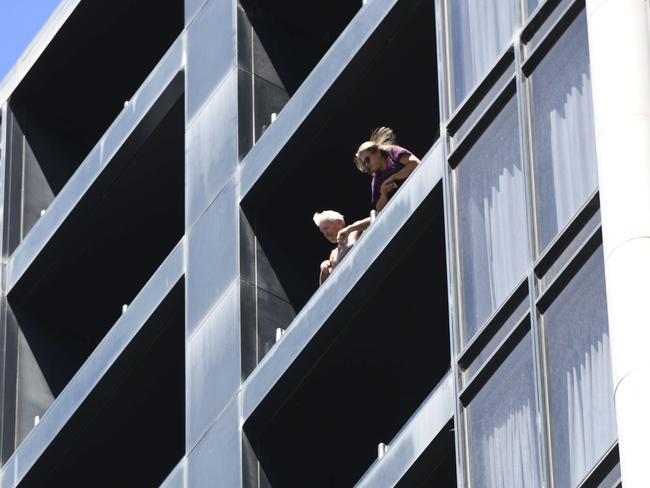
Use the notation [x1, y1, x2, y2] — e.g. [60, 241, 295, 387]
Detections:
[397, 420, 458, 488]
[238, 0, 360, 95]
[8, 0, 183, 240]
[235, 0, 360, 158]
[239, 0, 439, 371]
[8, 95, 184, 398]
[243, 0, 438, 310]
[244, 190, 450, 487]
[19, 281, 185, 488]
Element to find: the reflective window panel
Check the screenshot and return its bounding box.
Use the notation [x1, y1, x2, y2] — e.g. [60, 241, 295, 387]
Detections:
[528, 0, 541, 17]
[456, 97, 529, 343]
[466, 331, 541, 488]
[529, 11, 597, 251]
[464, 295, 529, 381]
[449, 0, 518, 108]
[542, 245, 616, 487]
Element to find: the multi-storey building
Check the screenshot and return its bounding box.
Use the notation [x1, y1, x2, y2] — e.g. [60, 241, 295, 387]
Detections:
[0, 0, 643, 486]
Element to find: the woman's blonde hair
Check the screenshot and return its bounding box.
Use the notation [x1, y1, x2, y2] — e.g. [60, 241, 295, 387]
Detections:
[354, 127, 398, 173]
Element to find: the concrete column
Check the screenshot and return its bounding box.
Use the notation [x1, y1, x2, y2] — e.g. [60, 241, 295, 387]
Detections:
[585, 1, 650, 486]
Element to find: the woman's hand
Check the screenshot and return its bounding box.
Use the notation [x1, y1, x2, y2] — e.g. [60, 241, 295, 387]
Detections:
[380, 177, 398, 195]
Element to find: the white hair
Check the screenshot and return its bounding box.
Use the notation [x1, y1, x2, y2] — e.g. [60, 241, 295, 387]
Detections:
[313, 210, 345, 227]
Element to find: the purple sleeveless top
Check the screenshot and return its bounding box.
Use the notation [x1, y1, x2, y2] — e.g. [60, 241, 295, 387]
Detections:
[371, 146, 412, 208]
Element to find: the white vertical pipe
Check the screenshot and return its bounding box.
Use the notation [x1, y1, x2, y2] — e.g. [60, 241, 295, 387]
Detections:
[585, 1, 650, 486]
[275, 327, 284, 342]
[377, 442, 388, 459]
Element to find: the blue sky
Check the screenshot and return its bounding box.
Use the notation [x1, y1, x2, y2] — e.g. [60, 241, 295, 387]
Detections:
[0, 0, 61, 83]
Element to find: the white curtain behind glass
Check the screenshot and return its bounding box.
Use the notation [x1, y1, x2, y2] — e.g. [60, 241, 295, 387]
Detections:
[483, 163, 527, 310]
[548, 72, 597, 228]
[470, 335, 541, 488]
[531, 12, 598, 248]
[566, 332, 616, 486]
[545, 247, 617, 487]
[455, 0, 517, 105]
[481, 401, 540, 487]
[459, 99, 528, 339]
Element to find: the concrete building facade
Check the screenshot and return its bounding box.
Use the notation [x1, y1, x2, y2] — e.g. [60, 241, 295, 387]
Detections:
[0, 0, 636, 486]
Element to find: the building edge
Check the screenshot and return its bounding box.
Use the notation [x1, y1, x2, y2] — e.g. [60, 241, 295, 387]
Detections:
[586, 0, 650, 486]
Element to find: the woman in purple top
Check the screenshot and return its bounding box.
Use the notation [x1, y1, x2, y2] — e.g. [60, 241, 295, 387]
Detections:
[354, 127, 421, 211]
[336, 127, 421, 245]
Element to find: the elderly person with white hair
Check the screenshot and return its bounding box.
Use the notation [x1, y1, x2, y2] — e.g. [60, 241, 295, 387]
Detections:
[313, 210, 369, 284]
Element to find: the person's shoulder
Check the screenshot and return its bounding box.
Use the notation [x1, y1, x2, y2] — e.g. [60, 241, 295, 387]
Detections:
[390, 145, 412, 157]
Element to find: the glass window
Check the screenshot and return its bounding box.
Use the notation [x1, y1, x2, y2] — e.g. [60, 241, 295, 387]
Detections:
[529, 11, 598, 251]
[542, 245, 616, 487]
[464, 297, 529, 381]
[466, 331, 541, 487]
[539, 207, 600, 290]
[527, 0, 541, 17]
[456, 97, 529, 343]
[450, 0, 518, 108]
